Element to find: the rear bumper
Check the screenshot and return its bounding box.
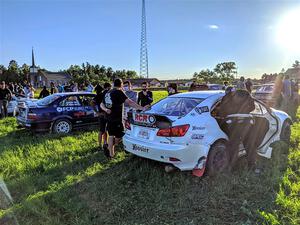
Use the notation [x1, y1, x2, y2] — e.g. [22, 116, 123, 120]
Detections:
[17, 117, 51, 131]
[123, 134, 210, 171]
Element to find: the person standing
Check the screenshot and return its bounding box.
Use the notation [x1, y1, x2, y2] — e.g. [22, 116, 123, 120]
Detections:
[167, 83, 179, 96]
[137, 82, 153, 107]
[27, 85, 35, 99]
[86, 82, 94, 93]
[123, 80, 137, 119]
[236, 76, 246, 90]
[245, 78, 253, 93]
[281, 75, 292, 113]
[217, 89, 258, 171]
[222, 81, 229, 90]
[93, 82, 111, 150]
[38, 86, 50, 99]
[100, 79, 147, 159]
[0, 81, 12, 118]
[50, 82, 58, 94]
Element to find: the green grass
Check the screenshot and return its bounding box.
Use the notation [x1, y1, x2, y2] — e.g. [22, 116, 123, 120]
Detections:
[0, 92, 299, 225]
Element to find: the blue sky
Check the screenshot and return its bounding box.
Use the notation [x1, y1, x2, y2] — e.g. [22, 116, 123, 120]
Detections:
[1, 0, 300, 79]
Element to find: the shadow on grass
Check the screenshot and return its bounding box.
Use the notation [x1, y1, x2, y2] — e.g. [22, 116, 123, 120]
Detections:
[0, 125, 98, 155]
[4, 140, 290, 225]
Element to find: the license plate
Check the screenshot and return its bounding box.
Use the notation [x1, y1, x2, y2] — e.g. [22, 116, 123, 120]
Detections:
[138, 129, 150, 139]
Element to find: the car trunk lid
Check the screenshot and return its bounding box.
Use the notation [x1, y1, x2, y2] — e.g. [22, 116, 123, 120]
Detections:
[127, 111, 173, 142]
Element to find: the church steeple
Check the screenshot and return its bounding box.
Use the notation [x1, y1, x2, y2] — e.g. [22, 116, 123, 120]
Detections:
[31, 47, 36, 67]
[30, 47, 37, 74]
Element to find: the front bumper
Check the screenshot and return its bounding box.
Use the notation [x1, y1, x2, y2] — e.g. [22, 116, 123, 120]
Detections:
[123, 134, 210, 171]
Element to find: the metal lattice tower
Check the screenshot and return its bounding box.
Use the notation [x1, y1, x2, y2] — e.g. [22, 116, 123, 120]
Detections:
[140, 0, 149, 78]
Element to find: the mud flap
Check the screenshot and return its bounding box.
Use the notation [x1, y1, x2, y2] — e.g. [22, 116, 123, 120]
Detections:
[192, 157, 206, 177]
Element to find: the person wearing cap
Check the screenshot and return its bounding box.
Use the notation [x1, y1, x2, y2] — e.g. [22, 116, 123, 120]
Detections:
[0, 81, 12, 118]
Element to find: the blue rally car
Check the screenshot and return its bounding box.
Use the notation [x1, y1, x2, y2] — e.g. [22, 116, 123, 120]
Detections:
[17, 92, 98, 134]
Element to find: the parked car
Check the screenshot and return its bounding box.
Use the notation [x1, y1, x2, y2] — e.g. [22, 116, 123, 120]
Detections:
[123, 91, 291, 177]
[17, 92, 98, 133]
[207, 84, 223, 90]
[7, 96, 19, 116]
[253, 83, 277, 107]
[7, 94, 38, 117]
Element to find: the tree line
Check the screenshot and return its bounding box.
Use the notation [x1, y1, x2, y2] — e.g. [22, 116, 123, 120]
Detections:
[0, 60, 139, 84]
[193, 62, 237, 83]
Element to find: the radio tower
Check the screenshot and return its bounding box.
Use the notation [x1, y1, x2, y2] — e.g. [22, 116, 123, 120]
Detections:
[140, 0, 149, 78]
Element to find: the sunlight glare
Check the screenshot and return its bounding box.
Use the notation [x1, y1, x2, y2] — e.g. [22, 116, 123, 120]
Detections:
[276, 8, 300, 53]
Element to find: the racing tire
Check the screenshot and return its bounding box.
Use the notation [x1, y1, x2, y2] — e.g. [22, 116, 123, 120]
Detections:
[280, 120, 291, 144]
[52, 119, 72, 134]
[207, 141, 229, 177]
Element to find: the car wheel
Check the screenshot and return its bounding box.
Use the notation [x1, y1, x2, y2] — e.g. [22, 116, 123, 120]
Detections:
[207, 141, 229, 177]
[280, 120, 291, 144]
[53, 119, 72, 134]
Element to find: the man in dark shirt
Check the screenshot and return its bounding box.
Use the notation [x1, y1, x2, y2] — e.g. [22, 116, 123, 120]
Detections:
[38, 86, 50, 99]
[93, 82, 111, 150]
[101, 79, 147, 158]
[217, 89, 257, 171]
[137, 82, 153, 107]
[245, 78, 253, 93]
[0, 81, 12, 118]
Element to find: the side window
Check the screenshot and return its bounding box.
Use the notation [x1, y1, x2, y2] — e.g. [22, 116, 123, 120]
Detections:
[78, 95, 94, 107]
[59, 96, 81, 107]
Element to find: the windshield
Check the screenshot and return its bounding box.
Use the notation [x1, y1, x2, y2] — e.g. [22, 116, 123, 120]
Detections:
[37, 95, 61, 106]
[257, 85, 274, 92]
[147, 97, 204, 117]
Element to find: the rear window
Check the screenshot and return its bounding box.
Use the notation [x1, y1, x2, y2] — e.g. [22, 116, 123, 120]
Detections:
[37, 95, 61, 106]
[147, 97, 204, 117]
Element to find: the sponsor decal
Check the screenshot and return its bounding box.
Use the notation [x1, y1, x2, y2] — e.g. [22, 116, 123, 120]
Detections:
[133, 113, 156, 125]
[195, 106, 209, 115]
[192, 126, 205, 131]
[191, 134, 204, 139]
[132, 144, 149, 153]
[56, 106, 85, 112]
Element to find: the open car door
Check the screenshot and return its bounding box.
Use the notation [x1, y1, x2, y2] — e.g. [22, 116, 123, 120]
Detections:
[250, 100, 279, 158]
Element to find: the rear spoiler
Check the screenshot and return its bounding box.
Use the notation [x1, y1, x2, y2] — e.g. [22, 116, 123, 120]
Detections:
[127, 111, 172, 129]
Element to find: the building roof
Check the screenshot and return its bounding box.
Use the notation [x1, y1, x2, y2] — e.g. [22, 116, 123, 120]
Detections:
[285, 67, 300, 80]
[127, 78, 160, 85]
[40, 71, 71, 81]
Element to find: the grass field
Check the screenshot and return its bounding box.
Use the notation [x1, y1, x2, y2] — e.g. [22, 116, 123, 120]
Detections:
[0, 91, 299, 225]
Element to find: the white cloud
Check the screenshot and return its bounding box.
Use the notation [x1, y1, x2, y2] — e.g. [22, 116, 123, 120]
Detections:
[208, 24, 219, 29]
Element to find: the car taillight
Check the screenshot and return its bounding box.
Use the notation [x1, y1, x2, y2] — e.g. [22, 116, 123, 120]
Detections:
[27, 113, 38, 120]
[125, 120, 131, 130]
[157, 124, 190, 137]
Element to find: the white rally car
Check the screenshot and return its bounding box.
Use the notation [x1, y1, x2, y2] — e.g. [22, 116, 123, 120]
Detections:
[123, 91, 291, 177]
